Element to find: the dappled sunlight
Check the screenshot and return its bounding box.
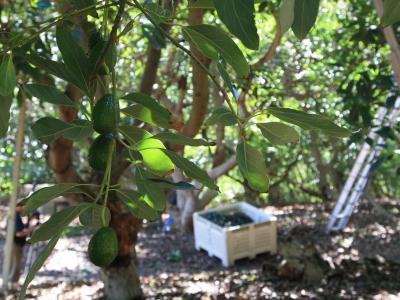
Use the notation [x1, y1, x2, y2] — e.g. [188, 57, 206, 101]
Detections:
[1, 198, 399, 299]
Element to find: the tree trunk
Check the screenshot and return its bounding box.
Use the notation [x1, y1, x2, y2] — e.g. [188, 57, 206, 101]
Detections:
[309, 132, 333, 201]
[102, 263, 142, 300]
[178, 190, 197, 231]
[103, 199, 143, 299]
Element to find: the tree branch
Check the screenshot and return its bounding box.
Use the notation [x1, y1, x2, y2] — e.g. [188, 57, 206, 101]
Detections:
[251, 14, 282, 71]
[286, 178, 322, 198]
[270, 154, 300, 188]
[208, 156, 237, 180]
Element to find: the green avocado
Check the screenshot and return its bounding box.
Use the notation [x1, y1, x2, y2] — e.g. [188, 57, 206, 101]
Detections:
[105, 43, 117, 69]
[88, 133, 113, 171]
[88, 227, 118, 268]
[88, 31, 117, 70]
[92, 94, 119, 134]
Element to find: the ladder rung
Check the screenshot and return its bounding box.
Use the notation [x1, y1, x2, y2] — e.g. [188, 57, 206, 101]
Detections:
[336, 212, 348, 219]
[330, 225, 342, 231]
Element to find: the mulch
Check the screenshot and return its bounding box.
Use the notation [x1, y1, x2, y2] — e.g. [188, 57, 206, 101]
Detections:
[1, 199, 399, 299]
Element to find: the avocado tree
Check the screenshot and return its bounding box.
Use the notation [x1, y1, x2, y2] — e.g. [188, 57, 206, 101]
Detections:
[2, 0, 398, 299]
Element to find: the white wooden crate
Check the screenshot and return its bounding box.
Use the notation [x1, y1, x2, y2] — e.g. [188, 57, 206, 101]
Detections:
[193, 202, 277, 267]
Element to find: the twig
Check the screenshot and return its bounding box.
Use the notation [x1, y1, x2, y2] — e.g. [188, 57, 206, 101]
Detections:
[270, 154, 300, 188]
[251, 13, 282, 71]
[90, 0, 126, 81]
[5, 1, 115, 52]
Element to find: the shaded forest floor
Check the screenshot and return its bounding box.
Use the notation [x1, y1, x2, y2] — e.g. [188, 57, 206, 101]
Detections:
[1, 199, 399, 299]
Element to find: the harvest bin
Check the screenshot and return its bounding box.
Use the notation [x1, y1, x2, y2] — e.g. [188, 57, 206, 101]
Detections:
[193, 202, 277, 267]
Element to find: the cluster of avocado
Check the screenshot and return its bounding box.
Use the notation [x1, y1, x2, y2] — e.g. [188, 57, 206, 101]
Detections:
[202, 211, 254, 227]
[88, 93, 119, 171]
[86, 95, 120, 267]
[86, 34, 120, 266]
[87, 30, 119, 172]
[86, 94, 120, 267]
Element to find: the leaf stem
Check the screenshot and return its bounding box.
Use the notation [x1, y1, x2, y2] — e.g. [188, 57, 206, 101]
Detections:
[101, 139, 114, 226]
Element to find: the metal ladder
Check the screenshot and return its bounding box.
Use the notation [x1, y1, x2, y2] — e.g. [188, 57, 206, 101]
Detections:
[325, 96, 400, 233]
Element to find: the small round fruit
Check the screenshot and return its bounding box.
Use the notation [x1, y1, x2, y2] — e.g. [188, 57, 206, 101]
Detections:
[88, 133, 113, 171]
[88, 227, 118, 267]
[92, 94, 119, 134]
[105, 43, 117, 69]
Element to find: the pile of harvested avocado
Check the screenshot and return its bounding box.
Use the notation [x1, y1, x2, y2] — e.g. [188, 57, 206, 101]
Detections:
[202, 210, 253, 227]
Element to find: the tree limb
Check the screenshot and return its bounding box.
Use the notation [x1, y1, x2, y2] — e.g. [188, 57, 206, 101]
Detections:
[208, 156, 237, 180]
[270, 154, 300, 188]
[181, 6, 210, 138]
[286, 178, 322, 198]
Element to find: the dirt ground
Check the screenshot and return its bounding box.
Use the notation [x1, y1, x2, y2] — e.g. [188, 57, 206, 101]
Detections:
[1, 199, 399, 300]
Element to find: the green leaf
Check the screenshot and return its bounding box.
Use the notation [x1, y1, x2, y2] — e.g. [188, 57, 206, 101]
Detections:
[22, 183, 84, 215]
[147, 178, 196, 190]
[23, 53, 83, 90]
[29, 203, 91, 243]
[32, 117, 69, 144]
[119, 126, 174, 176]
[206, 107, 237, 126]
[19, 233, 62, 300]
[291, 0, 320, 40]
[135, 168, 167, 211]
[382, 0, 400, 27]
[257, 122, 299, 145]
[25, 84, 76, 107]
[63, 119, 93, 141]
[268, 107, 351, 138]
[122, 92, 170, 126]
[119, 125, 152, 144]
[56, 23, 90, 94]
[236, 142, 269, 193]
[0, 54, 17, 96]
[279, 0, 295, 33]
[32, 117, 92, 144]
[116, 189, 159, 221]
[153, 132, 215, 146]
[182, 24, 250, 77]
[162, 149, 219, 191]
[0, 95, 12, 138]
[120, 20, 135, 37]
[135, 138, 174, 176]
[143, 3, 172, 24]
[212, 0, 259, 50]
[79, 204, 111, 230]
[122, 104, 169, 128]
